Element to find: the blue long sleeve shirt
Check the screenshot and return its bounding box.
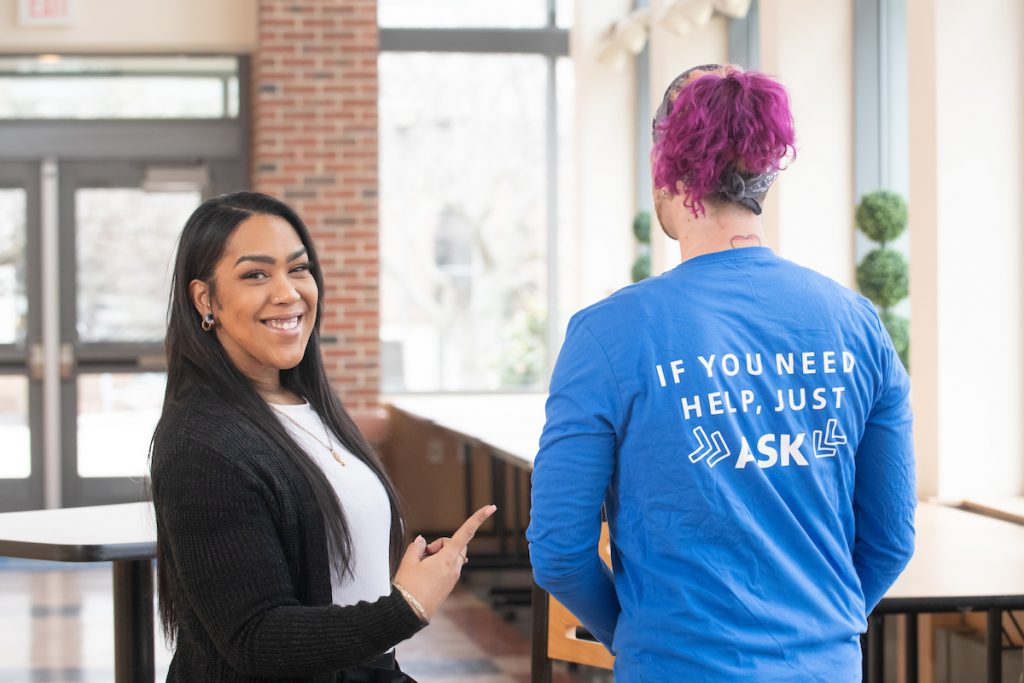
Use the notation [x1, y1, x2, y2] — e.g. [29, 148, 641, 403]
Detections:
[528, 248, 915, 682]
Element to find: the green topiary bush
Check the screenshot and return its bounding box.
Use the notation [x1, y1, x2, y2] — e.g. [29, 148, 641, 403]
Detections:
[855, 190, 908, 244]
[631, 253, 650, 283]
[855, 189, 911, 370]
[633, 211, 651, 244]
[631, 210, 652, 282]
[856, 248, 909, 309]
[880, 310, 910, 370]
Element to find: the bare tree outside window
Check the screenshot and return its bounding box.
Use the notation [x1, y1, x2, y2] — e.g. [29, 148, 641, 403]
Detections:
[380, 53, 548, 392]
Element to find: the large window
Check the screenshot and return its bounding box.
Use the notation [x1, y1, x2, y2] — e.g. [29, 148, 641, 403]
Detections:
[854, 0, 909, 320]
[379, 5, 571, 392]
[0, 56, 239, 119]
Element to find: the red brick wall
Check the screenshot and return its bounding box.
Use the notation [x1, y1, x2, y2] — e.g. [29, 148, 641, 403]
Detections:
[252, 0, 380, 422]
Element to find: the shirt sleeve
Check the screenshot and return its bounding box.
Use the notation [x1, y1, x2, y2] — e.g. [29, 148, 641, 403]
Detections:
[527, 315, 622, 648]
[852, 330, 916, 614]
[151, 437, 424, 677]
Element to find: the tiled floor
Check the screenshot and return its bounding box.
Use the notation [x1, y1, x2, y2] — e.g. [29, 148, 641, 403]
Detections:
[0, 559, 610, 683]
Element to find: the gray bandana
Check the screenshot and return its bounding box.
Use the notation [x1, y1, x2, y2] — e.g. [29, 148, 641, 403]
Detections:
[717, 169, 778, 215]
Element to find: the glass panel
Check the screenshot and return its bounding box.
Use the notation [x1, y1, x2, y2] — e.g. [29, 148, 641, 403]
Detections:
[380, 53, 549, 391]
[379, 0, 547, 28]
[0, 375, 30, 479]
[0, 55, 239, 119]
[0, 77, 231, 119]
[0, 55, 239, 75]
[0, 189, 27, 344]
[556, 56, 577, 332]
[227, 76, 241, 118]
[556, 0, 573, 28]
[77, 373, 164, 478]
[76, 188, 200, 343]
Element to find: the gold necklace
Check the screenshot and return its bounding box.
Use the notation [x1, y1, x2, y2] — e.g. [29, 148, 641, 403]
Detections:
[272, 406, 347, 467]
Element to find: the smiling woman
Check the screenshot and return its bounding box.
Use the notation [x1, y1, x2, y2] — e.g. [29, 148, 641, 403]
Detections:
[149, 192, 495, 682]
[188, 213, 319, 401]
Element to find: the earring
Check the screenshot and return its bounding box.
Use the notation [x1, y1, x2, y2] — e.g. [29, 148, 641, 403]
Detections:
[201, 312, 215, 332]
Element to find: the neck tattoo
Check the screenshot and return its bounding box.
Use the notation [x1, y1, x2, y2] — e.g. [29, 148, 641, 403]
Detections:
[730, 234, 762, 249]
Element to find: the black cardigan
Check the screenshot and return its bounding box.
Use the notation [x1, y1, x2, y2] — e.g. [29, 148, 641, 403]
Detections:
[150, 389, 425, 682]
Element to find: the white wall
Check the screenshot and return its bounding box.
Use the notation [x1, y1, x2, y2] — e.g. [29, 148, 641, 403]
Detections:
[569, 0, 638, 311]
[759, 0, 854, 287]
[642, 1, 854, 284]
[909, 0, 1024, 498]
[0, 0, 257, 53]
[647, 1, 730, 276]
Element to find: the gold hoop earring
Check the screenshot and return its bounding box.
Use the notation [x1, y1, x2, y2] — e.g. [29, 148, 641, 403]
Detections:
[201, 312, 215, 332]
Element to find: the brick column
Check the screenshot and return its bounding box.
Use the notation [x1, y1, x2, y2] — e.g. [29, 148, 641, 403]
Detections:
[252, 0, 380, 421]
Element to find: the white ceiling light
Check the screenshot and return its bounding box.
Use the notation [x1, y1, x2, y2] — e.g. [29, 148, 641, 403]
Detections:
[659, 0, 750, 37]
[659, 0, 695, 36]
[596, 7, 651, 70]
[602, 0, 753, 69]
[596, 36, 630, 71]
[712, 0, 752, 20]
[684, 0, 715, 29]
[614, 7, 651, 55]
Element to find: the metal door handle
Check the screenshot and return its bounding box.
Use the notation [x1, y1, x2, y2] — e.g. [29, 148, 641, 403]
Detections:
[28, 342, 75, 380]
[59, 342, 74, 380]
[29, 343, 44, 380]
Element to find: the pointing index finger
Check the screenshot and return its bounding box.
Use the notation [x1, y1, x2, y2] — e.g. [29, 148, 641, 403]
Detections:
[448, 505, 497, 554]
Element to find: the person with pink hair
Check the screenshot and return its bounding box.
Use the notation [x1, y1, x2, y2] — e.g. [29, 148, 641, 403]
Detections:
[528, 65, 915, 681]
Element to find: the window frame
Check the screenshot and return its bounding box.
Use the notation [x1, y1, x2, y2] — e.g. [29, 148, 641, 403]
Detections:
[378, 3, 570, 394]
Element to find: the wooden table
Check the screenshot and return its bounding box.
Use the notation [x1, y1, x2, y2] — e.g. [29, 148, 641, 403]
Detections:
[868, 503, 1024, 683]
[0, 502, 157, 683]
[387, 394, 552, 673]
[387, 394, 543, 564]
[387, 393, 544, 471]
[960, 496, 1024, 525]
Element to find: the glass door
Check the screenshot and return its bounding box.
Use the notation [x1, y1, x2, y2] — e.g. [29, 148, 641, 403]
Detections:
[0, 163, 41, 511]
[0, 54, 249, 510]
[59, 161, 213, 507]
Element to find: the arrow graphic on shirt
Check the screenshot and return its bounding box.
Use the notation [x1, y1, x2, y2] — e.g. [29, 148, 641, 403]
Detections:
[812, 419, 847, 458]
[687, 427, 732, 467]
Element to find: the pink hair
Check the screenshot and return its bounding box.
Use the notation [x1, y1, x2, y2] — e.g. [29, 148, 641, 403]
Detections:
[652, 69, 796, 217]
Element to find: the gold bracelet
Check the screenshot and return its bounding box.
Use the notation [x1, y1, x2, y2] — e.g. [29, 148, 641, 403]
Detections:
[393, 582, 430, 623]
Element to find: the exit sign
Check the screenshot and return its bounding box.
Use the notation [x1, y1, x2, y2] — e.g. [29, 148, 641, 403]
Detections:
[18, 0, 75, 27]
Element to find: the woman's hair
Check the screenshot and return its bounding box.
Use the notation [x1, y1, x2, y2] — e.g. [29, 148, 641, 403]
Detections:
[652, 68, 796, 217]
[152, 191, 405, 643]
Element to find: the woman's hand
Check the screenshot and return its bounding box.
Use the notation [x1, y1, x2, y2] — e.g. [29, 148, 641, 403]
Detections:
[393, 504, 497, 620]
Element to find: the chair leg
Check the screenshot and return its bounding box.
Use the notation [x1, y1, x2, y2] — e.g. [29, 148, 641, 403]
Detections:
[531, 583, 552, 683]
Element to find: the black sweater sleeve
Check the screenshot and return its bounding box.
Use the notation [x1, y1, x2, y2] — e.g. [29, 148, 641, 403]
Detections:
[151, 436, 425, 678]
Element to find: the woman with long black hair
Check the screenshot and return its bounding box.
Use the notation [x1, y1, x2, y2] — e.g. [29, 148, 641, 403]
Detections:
[150, 191, 494, 682]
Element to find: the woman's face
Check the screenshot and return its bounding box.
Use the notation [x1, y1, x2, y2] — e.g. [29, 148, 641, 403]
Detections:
[190, 213, 318, 388]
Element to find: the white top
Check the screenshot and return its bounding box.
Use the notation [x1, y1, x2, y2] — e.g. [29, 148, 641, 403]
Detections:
[271, 402, 392, 607]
